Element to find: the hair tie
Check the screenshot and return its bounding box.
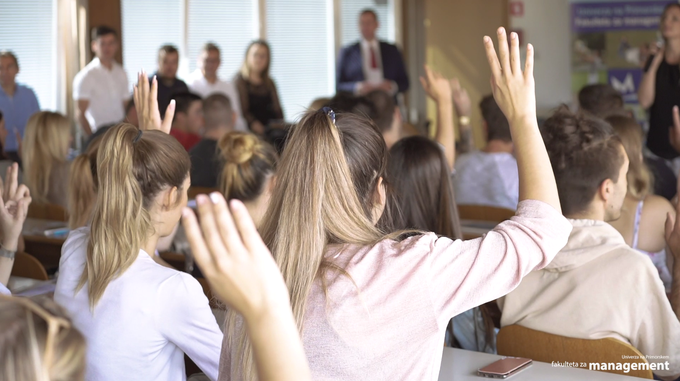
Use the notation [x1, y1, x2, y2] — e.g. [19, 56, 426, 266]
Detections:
[132, 130, 143, 144]
[321, 106, 336, 125]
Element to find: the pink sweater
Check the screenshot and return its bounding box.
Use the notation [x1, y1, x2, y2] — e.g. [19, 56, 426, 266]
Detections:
[218, 200, 572, 380]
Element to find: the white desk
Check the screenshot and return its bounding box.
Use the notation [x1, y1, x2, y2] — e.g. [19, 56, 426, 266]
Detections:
[438, 348, 649, 381]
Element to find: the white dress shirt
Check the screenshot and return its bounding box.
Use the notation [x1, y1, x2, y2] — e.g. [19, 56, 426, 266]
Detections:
[73, 58, 129, 131]
[357, 39, 397, 95]
[55, 227, 223, 381]
[186, 70, 247, 131]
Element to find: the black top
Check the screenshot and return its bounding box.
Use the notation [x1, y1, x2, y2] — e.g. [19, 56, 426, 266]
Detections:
[645, 155, 677, 201]
[644, 56, 680, 160]
[189, 138, 221, 188]
[152, 73, 189, 116]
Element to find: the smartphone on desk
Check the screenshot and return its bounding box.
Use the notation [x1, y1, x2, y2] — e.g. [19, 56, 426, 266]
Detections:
[478, 357, 532, 379]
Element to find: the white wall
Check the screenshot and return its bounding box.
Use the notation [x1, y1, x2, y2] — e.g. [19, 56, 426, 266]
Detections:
[510, 0, 573, 115]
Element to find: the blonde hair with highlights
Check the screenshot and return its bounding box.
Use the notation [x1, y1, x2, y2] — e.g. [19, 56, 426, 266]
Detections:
[0, 296, 86, 381]
[606, 115, 654, 199]
[77, 124, 190, 308]
[218, 131, 277, 202]
[68, 138, 102, 229]
[23, 112, 71, 205]
[225, 111, 394, 380]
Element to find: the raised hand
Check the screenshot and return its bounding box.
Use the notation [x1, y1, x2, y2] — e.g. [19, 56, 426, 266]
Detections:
[484, 27, 536, 125]
[133, 71, 175, 134]
[450, 78, 471, 117]
[0, 163, 31, 251]
[182, 193, 290, 321]
[420, 65, 452, 104]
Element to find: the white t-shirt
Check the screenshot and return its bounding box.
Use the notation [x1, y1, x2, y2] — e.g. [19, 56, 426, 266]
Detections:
[73, 58, 129, 131]
[454, 150, 519, 211]
[186, 70, 247, 131]
[54, 227, 223, 381]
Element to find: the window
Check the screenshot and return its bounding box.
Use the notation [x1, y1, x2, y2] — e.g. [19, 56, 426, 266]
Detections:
[340, 0, 394, 46]
[186, 0, 257, 81]
[0, 0, 57, 110]
[121, 0, 183, 89]
[266, 0, 335, 119]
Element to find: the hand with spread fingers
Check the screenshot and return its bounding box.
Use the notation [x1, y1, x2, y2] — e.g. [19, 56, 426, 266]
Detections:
[181, 192, 311, 381]
[133, 71, 175, 134]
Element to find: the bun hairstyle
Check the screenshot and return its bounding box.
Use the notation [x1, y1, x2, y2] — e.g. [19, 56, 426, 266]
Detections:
[218, 131, 277, 202]
[78, 123, 190, 308]
[541, 107, 625, 216]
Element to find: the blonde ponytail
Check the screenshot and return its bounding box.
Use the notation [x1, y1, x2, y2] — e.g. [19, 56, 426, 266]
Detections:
[218, 131, 277, 202]
[226, 111, 390, 380]
[77, 124, 190, 309]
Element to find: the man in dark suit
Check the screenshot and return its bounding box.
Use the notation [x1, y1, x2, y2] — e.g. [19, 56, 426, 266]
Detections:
[336, 9, 409, 96]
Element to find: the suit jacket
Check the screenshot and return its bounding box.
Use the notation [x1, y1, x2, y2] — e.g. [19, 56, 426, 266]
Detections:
[336, 41, 409, 94]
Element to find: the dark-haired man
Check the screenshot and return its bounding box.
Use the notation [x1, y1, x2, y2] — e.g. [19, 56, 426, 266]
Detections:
[189, 94, 235, 188]
[0, 51, 39, 162]
[153, 45, 189, 116]
[73, 26, 129, 137]
[337, 9, 409, 97]
[499, 109, 680, 380]
[170, 92, 203, 151]
[454, 95, 518, 210]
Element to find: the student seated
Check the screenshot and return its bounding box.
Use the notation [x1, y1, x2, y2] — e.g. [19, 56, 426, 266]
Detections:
[579, 83, 677, 200]
[454, 95, 518, 210]
[217, 132, 277, 227]
[55, 76, 222, 381]
[607, 115, 675, 292]
[170, 92, 203, 151]
[23, 111, 72, 208]
[0, 295, 86, 381]
[218, 29, 572, 380]
[189, 94, 235, 188]
[498, 109, 680, 380]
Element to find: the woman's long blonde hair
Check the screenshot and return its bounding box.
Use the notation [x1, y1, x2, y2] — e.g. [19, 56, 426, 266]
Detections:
[606, 115, 654, 199]
[68, 138, 102, 229]
[23, 112, 71, 205]
[0, 295, 86, 381]
[77, 124, 190, 308]
[225, 111, 393, 380]
[239, 40, 271, 81]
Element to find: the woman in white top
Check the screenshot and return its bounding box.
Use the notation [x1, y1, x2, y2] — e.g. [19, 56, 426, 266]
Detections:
[55, 74, 223, 381]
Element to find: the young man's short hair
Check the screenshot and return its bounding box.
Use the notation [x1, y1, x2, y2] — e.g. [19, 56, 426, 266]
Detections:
[158, 45, 180, 61]
[0, 51, 18, 68]
[173, 92, 202, 116]
[360, 9, 378, 22]
[578, 84, 625, 119]
[479, 95, 511, 142]
[202, 42, 220, 55]
[363, 90, 395, 133]
[203, 93, 234, 130]
[542, 107, 625, 216]
[91, 26, 118, 42]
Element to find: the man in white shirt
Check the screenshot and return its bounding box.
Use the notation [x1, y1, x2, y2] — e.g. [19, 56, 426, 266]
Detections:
[73, 26, 129, 137]
[336, 9, 409, 96]
[454, 95, 519, 210]
[186, 43, 247, 131]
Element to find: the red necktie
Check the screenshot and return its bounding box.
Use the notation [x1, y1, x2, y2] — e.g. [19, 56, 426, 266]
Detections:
[370, 46, 378, 69]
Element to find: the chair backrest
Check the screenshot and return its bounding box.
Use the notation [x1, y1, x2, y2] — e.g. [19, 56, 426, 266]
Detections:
[27, 203, 68, 222]
[10, 252, 49, 281]
[497, 325, 653, 379]
[457, 204, 515, 223]
[188, 187, 218, 200]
